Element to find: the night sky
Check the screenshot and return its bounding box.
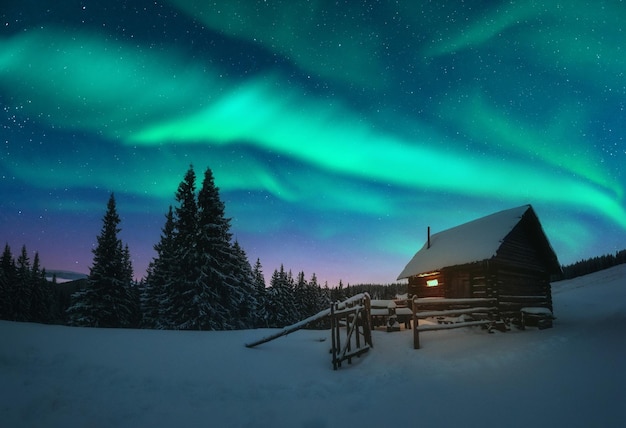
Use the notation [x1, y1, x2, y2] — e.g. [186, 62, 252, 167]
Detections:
[1, 0, 624, 285]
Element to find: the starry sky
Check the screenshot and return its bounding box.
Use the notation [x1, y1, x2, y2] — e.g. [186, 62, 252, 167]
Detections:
[1, 0, 625, 285]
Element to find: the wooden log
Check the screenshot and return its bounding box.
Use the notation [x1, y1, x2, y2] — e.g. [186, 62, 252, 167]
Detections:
[417, 320, 491, 332]
[342, 345, 370, 361]
[245, 307, 331, 348]
[415, 307, 497, 319]
[413, 297, 497, 305]
[412, 299, 420, 349]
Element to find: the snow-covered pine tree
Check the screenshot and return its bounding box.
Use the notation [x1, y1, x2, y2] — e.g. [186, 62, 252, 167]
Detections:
[0, 244, 16, 320]
[310, 273, 331, 313]
[293, 271, 308, 321]
[29, 252, 56, 323]
[148, 165, 259, 330]
[191, 166, 234, 330]
[308, 272, 331, 329]
[266, 265, 297, 327]
[230, 241, 258, 328]
[164, 165, 201, 330]
[252, 258, 268, 327]
[67, 193, 135, 328]
[15, 245, 33, 321]
[330, 279, 346, 302]
[122, 244, 141, 327]
[196, 167, 261, 330]
[142, 206, 177, 329]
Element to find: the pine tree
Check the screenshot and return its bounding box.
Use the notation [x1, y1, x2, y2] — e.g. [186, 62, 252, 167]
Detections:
[15, 245, 32, 321]
[0, 244, 16, 320]
[165, 166, 202, 329]
[122, 244, 141, 327]
[331, 279, 346, 302]
[231, 241, 258, 328]
[309, 272, 331, 329]
[252, 258, 268, 327]
[29, 252, 55, 323]
[67, 193, 135, 328]
[266, 265, 297, 327]
[293, 271, 308, 321]
[142, 206, 177, 329]
[149, 165, 260, 330]
[192, 166, 234, 330]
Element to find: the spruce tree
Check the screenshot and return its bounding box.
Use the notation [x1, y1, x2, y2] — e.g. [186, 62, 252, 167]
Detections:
[165, 166, 201, 329]
[67, 193, 135, 328]
[142, 206, 177, 329]
[150, 165, 260, 330]
[193, 167, 233, 330]
[15, 245, 32, 321]
[266, 265, 297, 327]
[252, 258, 268, 327]
[29, 252, 55, 323]
[0, 244, 16, 320]
[311, 273, 331, 328]
[231, 241, 258, 328]
[293, 271, 308, 321]
[166, 166, 210, 330]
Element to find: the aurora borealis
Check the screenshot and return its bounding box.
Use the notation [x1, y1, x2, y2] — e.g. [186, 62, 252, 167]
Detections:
[1, 0, 624, 285]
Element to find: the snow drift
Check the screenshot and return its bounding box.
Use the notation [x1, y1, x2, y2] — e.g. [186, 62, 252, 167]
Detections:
[2, 265, 625, 427]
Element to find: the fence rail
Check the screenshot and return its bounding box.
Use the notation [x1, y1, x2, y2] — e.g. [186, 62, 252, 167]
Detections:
[412, 297, 498, 349]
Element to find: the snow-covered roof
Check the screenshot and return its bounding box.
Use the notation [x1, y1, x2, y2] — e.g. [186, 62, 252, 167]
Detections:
[397, 205, 532, 280]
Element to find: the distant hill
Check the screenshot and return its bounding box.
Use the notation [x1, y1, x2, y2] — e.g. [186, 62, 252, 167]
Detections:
[46, 270, 88, 283]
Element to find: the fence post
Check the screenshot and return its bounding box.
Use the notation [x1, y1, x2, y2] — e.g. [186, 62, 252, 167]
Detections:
[364, 294, 372, 348]
[345, 310, 352, 364]
[412, 297, 420, 349]
[331, 302, 338, 370]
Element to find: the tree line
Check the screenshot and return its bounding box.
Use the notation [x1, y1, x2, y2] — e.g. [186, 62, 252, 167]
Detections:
[560, 249, 626, 280]
[1, 165, 371, 330]
[0, 244, 61, 323]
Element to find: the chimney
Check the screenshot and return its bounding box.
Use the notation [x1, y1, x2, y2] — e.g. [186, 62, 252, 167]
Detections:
[427, 226, 431, 249]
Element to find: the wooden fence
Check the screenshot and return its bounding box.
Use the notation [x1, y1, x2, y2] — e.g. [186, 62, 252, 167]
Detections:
[411, 297, 498, 349]
[245, 293, 373, 370]
[331, 293, 373, 370]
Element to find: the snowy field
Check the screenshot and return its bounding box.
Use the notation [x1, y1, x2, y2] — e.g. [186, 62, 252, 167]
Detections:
[2, 265, 625, 428]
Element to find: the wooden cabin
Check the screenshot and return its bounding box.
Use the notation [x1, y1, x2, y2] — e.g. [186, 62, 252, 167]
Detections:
[397, 205, 561, 325]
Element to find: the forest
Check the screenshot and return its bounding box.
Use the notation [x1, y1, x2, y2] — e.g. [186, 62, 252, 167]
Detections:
[0, 166, 400, 330]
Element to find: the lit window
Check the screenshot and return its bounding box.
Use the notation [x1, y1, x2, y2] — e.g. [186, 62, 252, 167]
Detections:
[426, 279, 439, 287]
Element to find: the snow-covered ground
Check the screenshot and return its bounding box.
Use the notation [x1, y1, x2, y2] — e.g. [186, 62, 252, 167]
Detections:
[2, 265, 625, 428]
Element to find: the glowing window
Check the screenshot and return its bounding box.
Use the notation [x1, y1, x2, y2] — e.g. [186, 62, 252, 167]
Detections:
[426, 279, 439, 287]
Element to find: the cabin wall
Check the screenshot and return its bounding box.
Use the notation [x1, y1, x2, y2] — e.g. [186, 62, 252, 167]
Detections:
[492, 214, 554, 315]
[408, 261, 553, 319]
[493, 266, 552, 316]
[407, 272, 445, 298]
[496, 214, 552, 273]
[408, 264, 493, 299]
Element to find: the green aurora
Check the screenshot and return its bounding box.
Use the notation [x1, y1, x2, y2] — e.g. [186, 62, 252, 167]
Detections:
[1, 0, 624, 283]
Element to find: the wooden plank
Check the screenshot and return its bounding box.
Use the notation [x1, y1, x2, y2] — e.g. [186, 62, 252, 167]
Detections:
[413, 297, 497, 305]
[417, 320, 491, 332]
[340, 307, 361, 361]
[415, 307, 497, 319]
[499, 295, 548, 299]
[342, 345, 370, 361]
